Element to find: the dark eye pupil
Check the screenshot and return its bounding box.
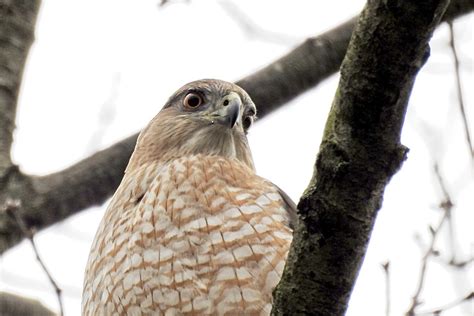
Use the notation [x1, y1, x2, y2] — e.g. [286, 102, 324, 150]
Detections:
[184, 93, 202, 108]
[188, 96, 200, 107]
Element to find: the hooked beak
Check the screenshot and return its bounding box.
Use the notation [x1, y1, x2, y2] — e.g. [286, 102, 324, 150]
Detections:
[211, 92, 241, 128]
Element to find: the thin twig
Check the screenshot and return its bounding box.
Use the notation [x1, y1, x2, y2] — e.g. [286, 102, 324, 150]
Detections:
[434, 254, 474, 268]
[434, 164, 451, 203]
[218, 0, 299, 46]
[416, 291, 474, 315]
[445, 204, 457, 262]
[1, 199, 64, 316]
[448, 21, 473, 159]
[405, 165, 452, 315]
[158, 0, 190, 8]
[447, 257, 474, 268]
[381, 261, 391, 316]
[406, 212, 449, 315]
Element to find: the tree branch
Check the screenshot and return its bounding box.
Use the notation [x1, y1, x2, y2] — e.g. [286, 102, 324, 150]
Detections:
[417, 291, 474, 315]
[0, 0, 41, 174]
[443, 0, 474, 21]
[448, 21, 473, 158]
[237, 0, 474, 118]
[218, 1, 299, 46]
[0, 292, 55, 316]
[271, 0, 450, 314]
[406, 199, 449, 315]
[381, 261, 391, 316]
[2, 199, 64, 316]
[0, 0, 473, 255]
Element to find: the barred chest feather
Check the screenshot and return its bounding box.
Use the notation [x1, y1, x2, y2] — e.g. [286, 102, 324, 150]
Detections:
[82, 155, 293, 315]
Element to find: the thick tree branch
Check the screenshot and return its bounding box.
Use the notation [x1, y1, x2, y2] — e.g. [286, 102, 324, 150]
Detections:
[0, 135, 137, 253]
[0, 0, 41, 174]
[237, 17, 355, 118]
[237, 0, 474, 118]
[272, 0, 450, 314]
[0, 0, 473, 255]
[0, 292, 55, 316]
[443, 0, 474, 21]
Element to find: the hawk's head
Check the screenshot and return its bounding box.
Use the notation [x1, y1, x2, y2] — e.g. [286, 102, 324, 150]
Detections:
[127, 79, 257, 172]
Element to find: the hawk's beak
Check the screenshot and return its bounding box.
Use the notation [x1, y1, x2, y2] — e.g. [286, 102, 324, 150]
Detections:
[212, 92, 241, 129]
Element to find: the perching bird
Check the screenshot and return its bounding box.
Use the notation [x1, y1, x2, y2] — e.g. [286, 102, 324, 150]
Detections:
[82, 79, 296, 315]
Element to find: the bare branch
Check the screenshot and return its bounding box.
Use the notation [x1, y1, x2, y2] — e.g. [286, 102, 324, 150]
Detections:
[406, 209, 448, 315]
[434, 164, 452, 204]
[0, 134, 137, 254]
[446, 257, 474, 268]
[158, 0, 189, 8]
[218, 1, 299, 46]
[272, 0, 451, 314]
[448, 21, 473, 159]
[237, 0, 474, 118]
[0, 0, 41, 174]
[443, 0, 474, 22]
[0, 292, 55, 316]
[1, 199, 64, 316]
[417, 291, 474, 315]
[405, 164, 453, 315]
[431, 253, 474, 270]
[381, 261, 391, 316]
[236, 17, 355, 119]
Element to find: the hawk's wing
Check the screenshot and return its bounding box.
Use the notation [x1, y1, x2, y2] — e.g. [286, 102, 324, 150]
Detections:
[269, 183, 298, 229]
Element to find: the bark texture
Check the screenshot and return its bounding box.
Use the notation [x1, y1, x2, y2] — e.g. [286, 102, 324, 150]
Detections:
[0, 0, 41, 253]
[0, 292, 55, 316]
[0, 0, 473, 255]
[271, 0, 450, 315]
[0, 0, 40, 174]
[0, 0, 40, 173]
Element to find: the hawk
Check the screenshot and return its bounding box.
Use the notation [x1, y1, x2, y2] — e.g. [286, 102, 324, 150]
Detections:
[82, 79, 296, 315]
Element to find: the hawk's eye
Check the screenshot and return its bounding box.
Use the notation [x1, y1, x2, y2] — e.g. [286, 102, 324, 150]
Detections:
[183, 92, 203, 109]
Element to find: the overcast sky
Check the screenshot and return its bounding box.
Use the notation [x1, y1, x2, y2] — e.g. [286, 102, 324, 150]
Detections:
[1, 1, 473, 315]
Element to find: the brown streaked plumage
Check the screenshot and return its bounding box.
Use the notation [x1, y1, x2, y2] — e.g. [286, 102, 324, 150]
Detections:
[82, 79, 295, 315]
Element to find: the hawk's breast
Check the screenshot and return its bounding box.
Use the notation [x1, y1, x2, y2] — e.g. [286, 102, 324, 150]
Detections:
[82, 155, 293, 315]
